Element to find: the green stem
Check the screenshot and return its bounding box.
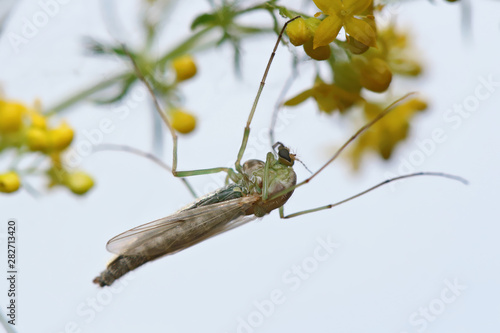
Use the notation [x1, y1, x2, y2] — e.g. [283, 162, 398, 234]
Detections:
[45, 72, 131, 116]
[157, 26, 214, 68]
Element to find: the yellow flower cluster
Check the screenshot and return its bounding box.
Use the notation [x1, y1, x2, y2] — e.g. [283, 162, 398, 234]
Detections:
[312, 0, 376, 49]
[283, 1, 426, 168]
[286, 17, 331, 61]
[0, 98, 94, 195]
[286, 0, 376, 61]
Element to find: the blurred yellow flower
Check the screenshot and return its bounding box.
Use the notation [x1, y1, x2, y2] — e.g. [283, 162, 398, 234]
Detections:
[378, 26, 422, 77]
[312, 0, 376, 49]
[169, 108, 196, 134]
[27, 127, 49, 151]
[48, 121, 74, 151]
[29, 111, 47, 129]
[0, 101, 27, 133]
[359, 57, 392, 93]
[64, 171, 94, 195]
[284, 78, 362, 114]
[350, 97, 428, 169]
[0, 171, 21, 193]
[172, 55, 197, 82]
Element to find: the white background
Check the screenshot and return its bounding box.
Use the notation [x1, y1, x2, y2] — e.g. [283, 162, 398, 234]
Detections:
[0, 0, 499, 332]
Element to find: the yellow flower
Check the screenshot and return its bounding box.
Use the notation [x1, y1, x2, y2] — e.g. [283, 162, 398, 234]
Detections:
[312, 0, 376, 49]
[29, 111, 47, 129]
[169, 108, 196, 134]
[172, 55, 197, 82]
[26, 127, 49, 151]
[0, 171, 21, 193]
[284, 78, 361, 114]
[48, 121, 74, 151]
[0, 101, 27, 133]
[349, 98, 428, 169]
[378, 26, 422, 77]
[64, 171, 94, 195]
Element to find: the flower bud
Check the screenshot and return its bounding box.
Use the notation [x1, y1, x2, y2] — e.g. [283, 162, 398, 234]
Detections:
[27, 127, 49, 151]
[0, 101, 26, 133]
[286, 17, 313, 46]
[303, 39, 331, 61]
[48, 121, 74, 151]
[360, 58, 392, 93]
[172, 55, 197, 82]
[170, 108, 196, 134]
[346, 35, 370, 55]
[64, 171, 94, 195]
[0, 171, 21, 193]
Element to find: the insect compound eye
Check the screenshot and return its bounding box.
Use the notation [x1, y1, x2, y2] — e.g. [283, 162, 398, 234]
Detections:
[278, 147, 294, 166]
[278, 147, 290, 161]
[272, 142, 294, 166]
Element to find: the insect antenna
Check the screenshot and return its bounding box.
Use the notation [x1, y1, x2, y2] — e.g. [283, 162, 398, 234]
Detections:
[295, 157, 313, 174]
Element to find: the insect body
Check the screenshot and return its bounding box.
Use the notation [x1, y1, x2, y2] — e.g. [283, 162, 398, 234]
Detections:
[93, 145, 297, 286]
[94, 18, 466, 287]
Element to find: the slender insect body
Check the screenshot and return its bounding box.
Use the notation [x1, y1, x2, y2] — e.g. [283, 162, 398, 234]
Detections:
[94, 18, 465, 287]
[94, 194, 258, 286]
[180, 182, 246, 211]
[94, 150, 297, 287]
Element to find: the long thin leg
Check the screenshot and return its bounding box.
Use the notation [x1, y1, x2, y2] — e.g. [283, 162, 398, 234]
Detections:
[279, 172, 468, 219]
[262, 152, 274, 201]
[268, 93, 416, 201]
[95, 143, 198, 198]
[123, 46, 232, 178]
[234, 17, 300, 173]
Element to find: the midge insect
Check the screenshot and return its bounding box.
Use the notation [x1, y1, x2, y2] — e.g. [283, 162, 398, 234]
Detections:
[93, 18, 467, 287]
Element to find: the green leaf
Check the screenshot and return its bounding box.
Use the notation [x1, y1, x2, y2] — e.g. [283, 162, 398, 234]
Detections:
[91, 75, 137, 105]
[191, 13, 216, 30]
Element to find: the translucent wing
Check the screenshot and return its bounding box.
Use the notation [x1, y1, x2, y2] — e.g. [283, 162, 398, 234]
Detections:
[106, 196, 260, 257]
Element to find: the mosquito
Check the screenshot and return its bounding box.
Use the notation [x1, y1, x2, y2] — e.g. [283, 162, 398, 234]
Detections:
[93, 18, 467, 287]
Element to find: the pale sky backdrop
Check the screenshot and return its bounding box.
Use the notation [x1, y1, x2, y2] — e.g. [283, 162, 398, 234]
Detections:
[0, 0, 499, 332]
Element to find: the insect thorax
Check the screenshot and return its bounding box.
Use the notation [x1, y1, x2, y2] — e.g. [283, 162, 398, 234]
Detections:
[241, 156, 297, 217]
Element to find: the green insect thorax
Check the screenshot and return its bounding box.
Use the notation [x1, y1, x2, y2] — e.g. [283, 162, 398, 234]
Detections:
[239, 148, 297, 217]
